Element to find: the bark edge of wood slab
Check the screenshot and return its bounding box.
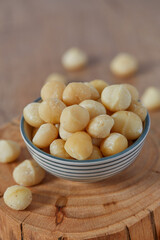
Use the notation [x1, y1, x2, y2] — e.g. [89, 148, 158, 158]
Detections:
[0, 114, 159, 240]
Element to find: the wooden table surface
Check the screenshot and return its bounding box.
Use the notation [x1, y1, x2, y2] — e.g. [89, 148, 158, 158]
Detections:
[0, 1, 160, 240]
[0, 0, 160, 125]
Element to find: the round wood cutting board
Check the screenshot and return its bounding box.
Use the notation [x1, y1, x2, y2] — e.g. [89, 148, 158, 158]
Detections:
[0, 112, 160, 240]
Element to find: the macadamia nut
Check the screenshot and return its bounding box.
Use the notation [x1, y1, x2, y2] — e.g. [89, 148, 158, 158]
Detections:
[122, 84, 139, 101]
[62, 82, 91, 105]
[50, 139, 71, 159]
[0, 140, 20, 163]
[65, 132, 93, 160]
[90, 80, 108, 94]
[128, 100, 147, 121]
[41, 81, 66, 101]
[59, 125, 73, 141]
[79, 100, 106, 119]
[84, 82, 100, 100]
[86, 115, 114, 138]
[60, 105, 90, 133]
[32, 123, 58, 148]
[110, 53, 138, 78]
[23, 103, 44, 127]
[87, 145, 103, 160]
[4, 185, 32, 210]
[45, 73, 67, 85]
[112, 111, 143, 140]
[39, 98, 66, 124]
[101, 85, 131, 111]
[13, 160, 45, 186]
[141, 87, 160, 110]
[100, 133, 128, 156]
[62, 47, 88, 71]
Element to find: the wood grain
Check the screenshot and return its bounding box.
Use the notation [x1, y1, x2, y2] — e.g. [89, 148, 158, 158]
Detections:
[0, 112, 159, 239]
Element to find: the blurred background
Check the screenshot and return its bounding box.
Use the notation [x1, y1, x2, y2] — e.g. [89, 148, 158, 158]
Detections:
[0, 0, 160, 125]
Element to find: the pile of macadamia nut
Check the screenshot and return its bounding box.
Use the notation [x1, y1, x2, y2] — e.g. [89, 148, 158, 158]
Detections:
[2, 48, 160, 212]
[23, 75, 148, 161]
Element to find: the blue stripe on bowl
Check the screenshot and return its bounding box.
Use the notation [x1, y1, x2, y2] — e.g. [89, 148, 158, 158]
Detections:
[27, 144, 143, 173]
[35, 158, 135, 181]
[27, 135, 144, 168]
[32, 150, 140, 177]
[22, 129, 145, 167]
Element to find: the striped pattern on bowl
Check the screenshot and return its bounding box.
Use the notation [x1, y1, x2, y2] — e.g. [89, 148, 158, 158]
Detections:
[20, 108, 150, 182]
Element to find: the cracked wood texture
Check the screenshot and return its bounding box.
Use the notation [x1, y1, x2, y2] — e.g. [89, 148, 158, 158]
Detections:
[0, 0, 160, 239]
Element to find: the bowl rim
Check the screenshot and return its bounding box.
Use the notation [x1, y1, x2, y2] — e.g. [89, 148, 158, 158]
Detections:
[20, 97, 150, 164]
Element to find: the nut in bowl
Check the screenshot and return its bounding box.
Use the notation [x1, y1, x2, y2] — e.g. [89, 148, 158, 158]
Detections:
[20, 80, 150, 183]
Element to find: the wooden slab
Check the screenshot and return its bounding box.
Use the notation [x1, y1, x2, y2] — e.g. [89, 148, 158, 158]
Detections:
[0, 113, 159, 240]
[1, 0, 160, 126]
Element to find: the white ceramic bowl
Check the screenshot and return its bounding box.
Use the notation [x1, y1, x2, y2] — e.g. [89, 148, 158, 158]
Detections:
[20, 98, 150, 182]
